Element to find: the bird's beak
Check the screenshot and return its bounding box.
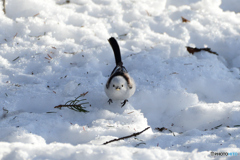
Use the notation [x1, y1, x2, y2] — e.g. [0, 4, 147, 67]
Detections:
[115, 87, 120, 91]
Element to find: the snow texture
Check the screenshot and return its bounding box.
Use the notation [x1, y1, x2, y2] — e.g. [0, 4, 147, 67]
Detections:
[1, 0, 240, 159]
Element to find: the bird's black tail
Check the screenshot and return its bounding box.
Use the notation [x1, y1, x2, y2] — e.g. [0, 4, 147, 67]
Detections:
[108, 37, 123, 66]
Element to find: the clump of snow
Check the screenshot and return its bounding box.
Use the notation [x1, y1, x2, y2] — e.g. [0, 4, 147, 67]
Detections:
[1, 0, 240, 159]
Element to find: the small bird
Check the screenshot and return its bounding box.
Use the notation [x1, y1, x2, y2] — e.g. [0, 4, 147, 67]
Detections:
[105, 37, 136, 107]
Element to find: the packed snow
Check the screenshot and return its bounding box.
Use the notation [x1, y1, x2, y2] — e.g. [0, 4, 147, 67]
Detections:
[1, 0, 240, 159]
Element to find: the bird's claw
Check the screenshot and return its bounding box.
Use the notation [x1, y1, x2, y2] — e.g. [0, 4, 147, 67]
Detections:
[108, 99, 113, 105]
[121, 99, 128, 108]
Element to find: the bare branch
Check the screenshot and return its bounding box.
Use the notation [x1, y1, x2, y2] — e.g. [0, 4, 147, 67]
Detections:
[103, 127, 150, 145]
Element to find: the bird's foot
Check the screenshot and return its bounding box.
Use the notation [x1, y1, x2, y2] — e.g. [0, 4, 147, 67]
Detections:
[108, 99, 113, 105]
[121, 99, 128, 108]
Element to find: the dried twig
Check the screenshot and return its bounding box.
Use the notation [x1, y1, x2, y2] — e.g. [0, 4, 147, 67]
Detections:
[54, 92, 89, 113]
[64, 52, 77, 55]
[212, 124, 222, 130]
[2, 0, 5, 14]
[155, 127, 168, 132]
[135, 142, 146, 147]
[103, 127, 150, 145]
[155, 127, 176, 136]
[13, 56, 20, 61]
[146, 10, 151, 16]
[3, 107, 8, 113]
[186, 46, 218, 55]
[1, 107, 8, 119]
[205, 124, 240, 131]
[46, 112, 57, 113]
[45, 54, 53, 61]
[54, 104, 88, 112]
[13, 33, 18, 39]
[59, 0, 70, 5]
[80, 91, 88, 96]
[33, 13, 40, 17]
[119, 33, 128, 37]
[47, 54, 52, 59]
[127, 111, 134, 114]
[181, 16, 190, 23]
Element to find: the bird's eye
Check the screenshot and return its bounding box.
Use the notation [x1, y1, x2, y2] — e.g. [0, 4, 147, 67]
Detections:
[113, 85, 115, 87]
[121, 85, 123, 87]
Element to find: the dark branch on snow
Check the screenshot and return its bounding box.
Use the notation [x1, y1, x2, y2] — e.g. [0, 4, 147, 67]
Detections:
[103, 127, 150, 145]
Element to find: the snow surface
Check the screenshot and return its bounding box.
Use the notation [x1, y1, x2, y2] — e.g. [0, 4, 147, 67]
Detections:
[1, 0, 240, 159]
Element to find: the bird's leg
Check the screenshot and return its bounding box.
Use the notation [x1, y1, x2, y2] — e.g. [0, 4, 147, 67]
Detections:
[121, 99, 128, 108]
[108, 99, 113, 104]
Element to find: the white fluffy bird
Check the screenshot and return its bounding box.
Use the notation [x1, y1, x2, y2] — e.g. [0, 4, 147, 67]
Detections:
[105, 37, 136, 107]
